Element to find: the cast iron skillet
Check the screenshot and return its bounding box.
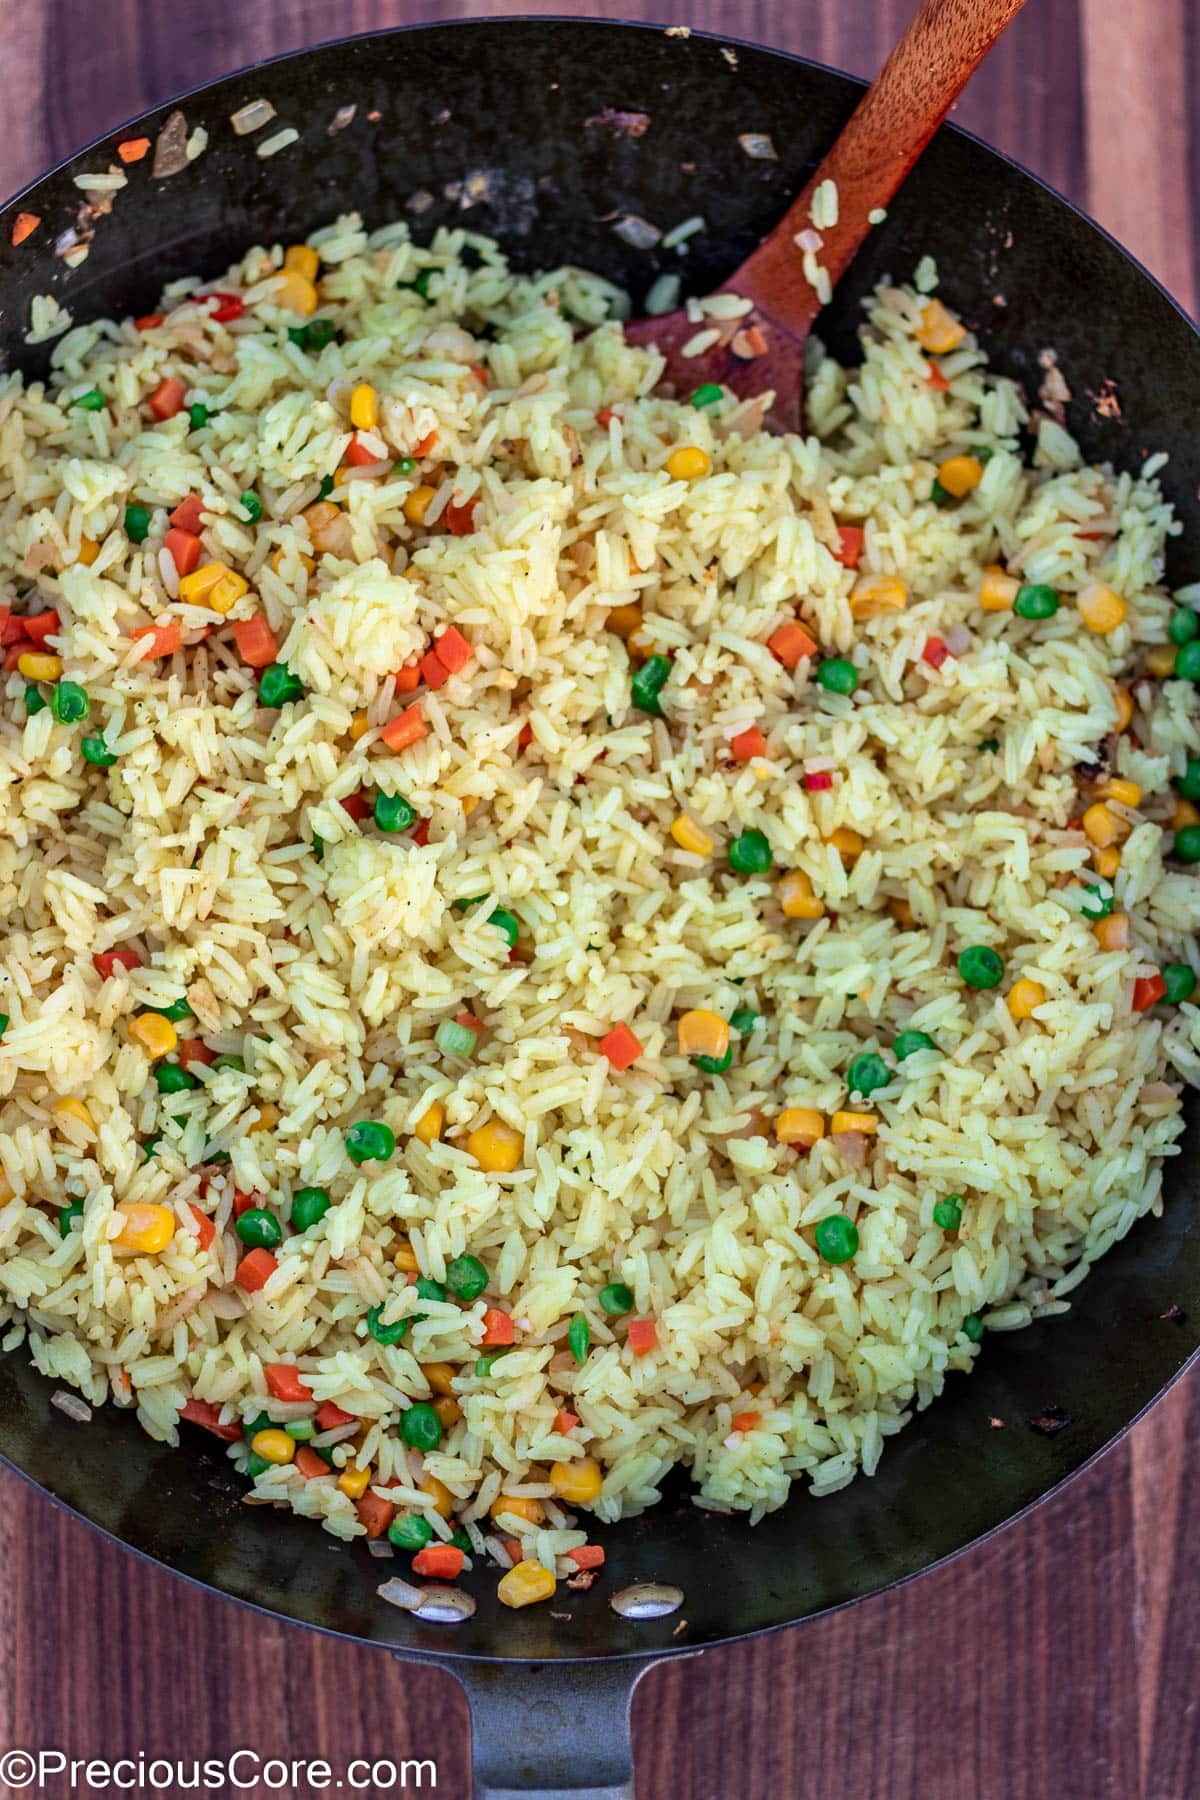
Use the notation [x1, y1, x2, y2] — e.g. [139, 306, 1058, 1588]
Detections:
[2, 18, 1199, 1796]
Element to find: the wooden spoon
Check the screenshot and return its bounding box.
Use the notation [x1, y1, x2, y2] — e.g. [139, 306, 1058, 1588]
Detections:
[624, 0, 1030, 429]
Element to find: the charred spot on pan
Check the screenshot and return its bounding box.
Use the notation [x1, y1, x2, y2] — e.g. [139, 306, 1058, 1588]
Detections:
[1028, 1405, 1072, 1437]
[584, 108, 651, 138]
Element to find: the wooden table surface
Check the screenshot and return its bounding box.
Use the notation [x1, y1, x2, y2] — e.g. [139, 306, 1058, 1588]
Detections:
[2, 3, 1199, 1796]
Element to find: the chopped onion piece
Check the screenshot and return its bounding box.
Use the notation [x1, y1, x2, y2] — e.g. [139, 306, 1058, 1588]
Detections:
[152, 112, 190, 179]
[943, 623, 972, 655]
[612, 214, 661, 250]
[328, 104, 357, 134]
[739, 133, 778, 160]
[831, 1131, 868, 1168]
[377, 1576, 425, 1611]
[230, 98, 277, 136]
[51, 1390, 92, 1423]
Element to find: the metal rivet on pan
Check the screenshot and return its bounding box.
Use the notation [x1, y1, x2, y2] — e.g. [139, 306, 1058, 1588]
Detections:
[610, 1582, 684, 1621]
[411, 1585, 477, 1625]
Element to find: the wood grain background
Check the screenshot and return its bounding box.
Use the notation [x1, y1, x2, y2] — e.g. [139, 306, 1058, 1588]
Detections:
[1, 3, 1199, 1796]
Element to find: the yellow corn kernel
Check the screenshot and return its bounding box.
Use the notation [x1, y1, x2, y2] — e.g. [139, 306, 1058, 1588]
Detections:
[76, 536, 100, 567]
[349, 710, 371, 742]
[1147, 645, 1178, 677]
[666, 446, 711, 481]
[251, 1102, 280, 1133]
[1093, 912, 1131, 951]
[779, 869, 825, 920]
[270, 546, 315, 577]
[776, 1107, 825, 1148]
[1007, 977, 1046, 1021]
[889, 897, 916, 928]
[1093, 846, 1122, 879]
[937, 455, 984, 497]
[337, 1462, 372, 1499]
[830, 1111, 879, 1136]
[419, 1474, 454, 1518]
[606, 603, 643, 640]
[490, 1493, 545, 1525]
[1077, 582, 1127, 635]
[129, 1012, 178, 1058]
[916, 299, 966, 354]
[433, 1396, 461, 1429]
[1113, 686, 1134, 732]
[393, 1239, 420, 1273]
[179, 560, 234, 605]
[0, 1174, 12, 1205]
[979, 565, 1019, 611]
[209, 571, 250, 616]
[283, 243, 320, 282]
[498, 1559, 557, 1609]
[272, 267, 318, 317]
[1172, 798, 1200, 832]
[17, 652, 61, 681]
[114, 1201, 176, 1254]
[677, 1009, 730, 1060]
[671, 815, 714, 857]
[414, 1102, 444, 1145]
[349, 383, 379, 431]
[1102, 777, 1141, 809]
[549, 1456, 604, 1505]
[52, 1097, 96, 1141]
[421, 1362, 457, 1397]
[827, 826, 864, 862]
[467, 1120, 523, 1173]
[1082, 803, 1119, 848]
[251, 1427, 296, 1466]
[461, 796, 479, 817]
[850, 573, 908, 620]
[404, 484, 437, 526]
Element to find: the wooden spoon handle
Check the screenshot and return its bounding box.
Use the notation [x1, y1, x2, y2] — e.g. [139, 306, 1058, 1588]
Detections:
[734, 0, 1031, 328]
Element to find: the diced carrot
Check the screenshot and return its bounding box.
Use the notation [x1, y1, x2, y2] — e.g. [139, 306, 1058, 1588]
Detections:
[834, 526, 864, 568]
[767, 620, 818, 668]
[434, 625, 472, 673]
[566, 1545, 606, 1570]
[316, 1401, 357, 1430]
[804, 770, 834, 792]
[421, 649, 450, 689]
[481, 1308, 515, 1347]
[233, 1191, 258, 1219]
[4, 645, 28, 672]
[596, 408, 618, 427]
[380, 703, 426, 753]
[117, 137, 151, 164]
[169, 495, 204, 534]
[413, 429, 438, 457]
[627, 1318, 658, 1356]
[233, 614, 278, 669]
[1133, 974, 1167, 1012]
[235, 1248, 277, 1292]
[12, 212, 41, 247]
[730, 726, 767, 762]
[165, 528, 202, 576]
[456, 1012, 484, 1034]
[201, 293, 245, 324]
[343, 434, 379, 466]
[470, 363, 490, 387]
[554, 1410, 580, 1434]
[24, 609, 60, 647]
[186, 1204, 216, 1251]
[442, 499, 478, 536]
[0, 609, 15, 644]
[356, 1492, 396, 1538]
[412, 1544, 465, 1579]
[925, 364, 950, 392]
[148, 377, 187, 421]
[731, 1410, 761, 1433]
[411, 818, 430, 846]
[134, 623, 182, 658]
[340, 791, 371, 821]
[135, 314, 165, 331]
[265, 1363, 313, 1403]
[599, 1023, 642, 1071]
[178, 1037, 216, 1067]
[517, 721, 533, 752]
[295, 1446, 332, 1479]
[922, 637, 950, 670]
[92, 948, 140, 979]
[394, 661, 421, 692]
[179, 1397, 242, 1441]
[502, 1537, 523, 1563]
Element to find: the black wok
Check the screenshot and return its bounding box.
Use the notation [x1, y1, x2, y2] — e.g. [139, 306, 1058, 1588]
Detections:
[2, 18, 1199, 1796]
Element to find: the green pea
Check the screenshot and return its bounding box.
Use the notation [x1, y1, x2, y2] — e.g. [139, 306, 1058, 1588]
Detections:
[631, 653, 671, 715]
[487, 907, 520, 948]
[374, 791, 415, 833]
[893, 1030, 936, 1061]
[389, 1514, 434, 1551]
[59, 1199, 83, 1238]
[81, 735, 116, 767]
[285, 1419, 315, 1441]
[930, 478, 952, 506]
[401, 1402, 442, 1450]
[245, 1452, 272, 1479]
[154, 1062, 198, 1094]
[1014, 584, 1059, 620]
[814, 1215, 859, 1264]
[151, 996, 193, 1022]
[188, 402, 210, 430]
[1162, 963, 1196, 1004]
[235, 1208, 282, 1250]
[958, 945, 1005, 989]
[211, 1053, 245, 1073]
[311, 834, 325, 862]
[414, 1277, 447, 1305]
[728, 829, 772, 875]
[963, 1313, 985, 1342]
[474, 1352, 507, 1377]
[394, 457, 416, 475]
[815, 657, 858, 696]
[1080, 885, 1114, 920]
[367, 1304, 409, 1345]
[1176, 642, 1200, 682]
[318, 474, 334, 499]
[346, 1120, 396, 1164]
[74, 389, 105, 411]
[690, 383, 723, 409]
[307, 318, 339, 351]
[247, 1412, 274, 1441]
[979, 737, 999, 753]
[0, 1015, 8, 1037]
[1175, 826, 1200, 864]
[124, 503, 153, 543]
[240, 491, 262, 523]
[1169, 609, 1200, 646]
[142, 1134, 164, 1162]
[730, 1007, 759, 1036]
[258, 663, 304, 708]
[24, 686, 45, 716]
[448, 1526, 472, 1552]
[599, 1282, 634, 1316]
[933, 1195, 964, 1231]
[446, 1254, 488, 1301]
[568, 1312, 590, 1365]
[696, 1045, 733, 1074]
[411, 270, 436, 299]
[291, 1186, 330, 1231]
[847, 1052, 890, 1097]
[50, 681, 88, 724]
[1176, 758, 1200, 804]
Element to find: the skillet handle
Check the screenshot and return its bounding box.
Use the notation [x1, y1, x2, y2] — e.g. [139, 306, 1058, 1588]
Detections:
[415, 1655, 659, 1798]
